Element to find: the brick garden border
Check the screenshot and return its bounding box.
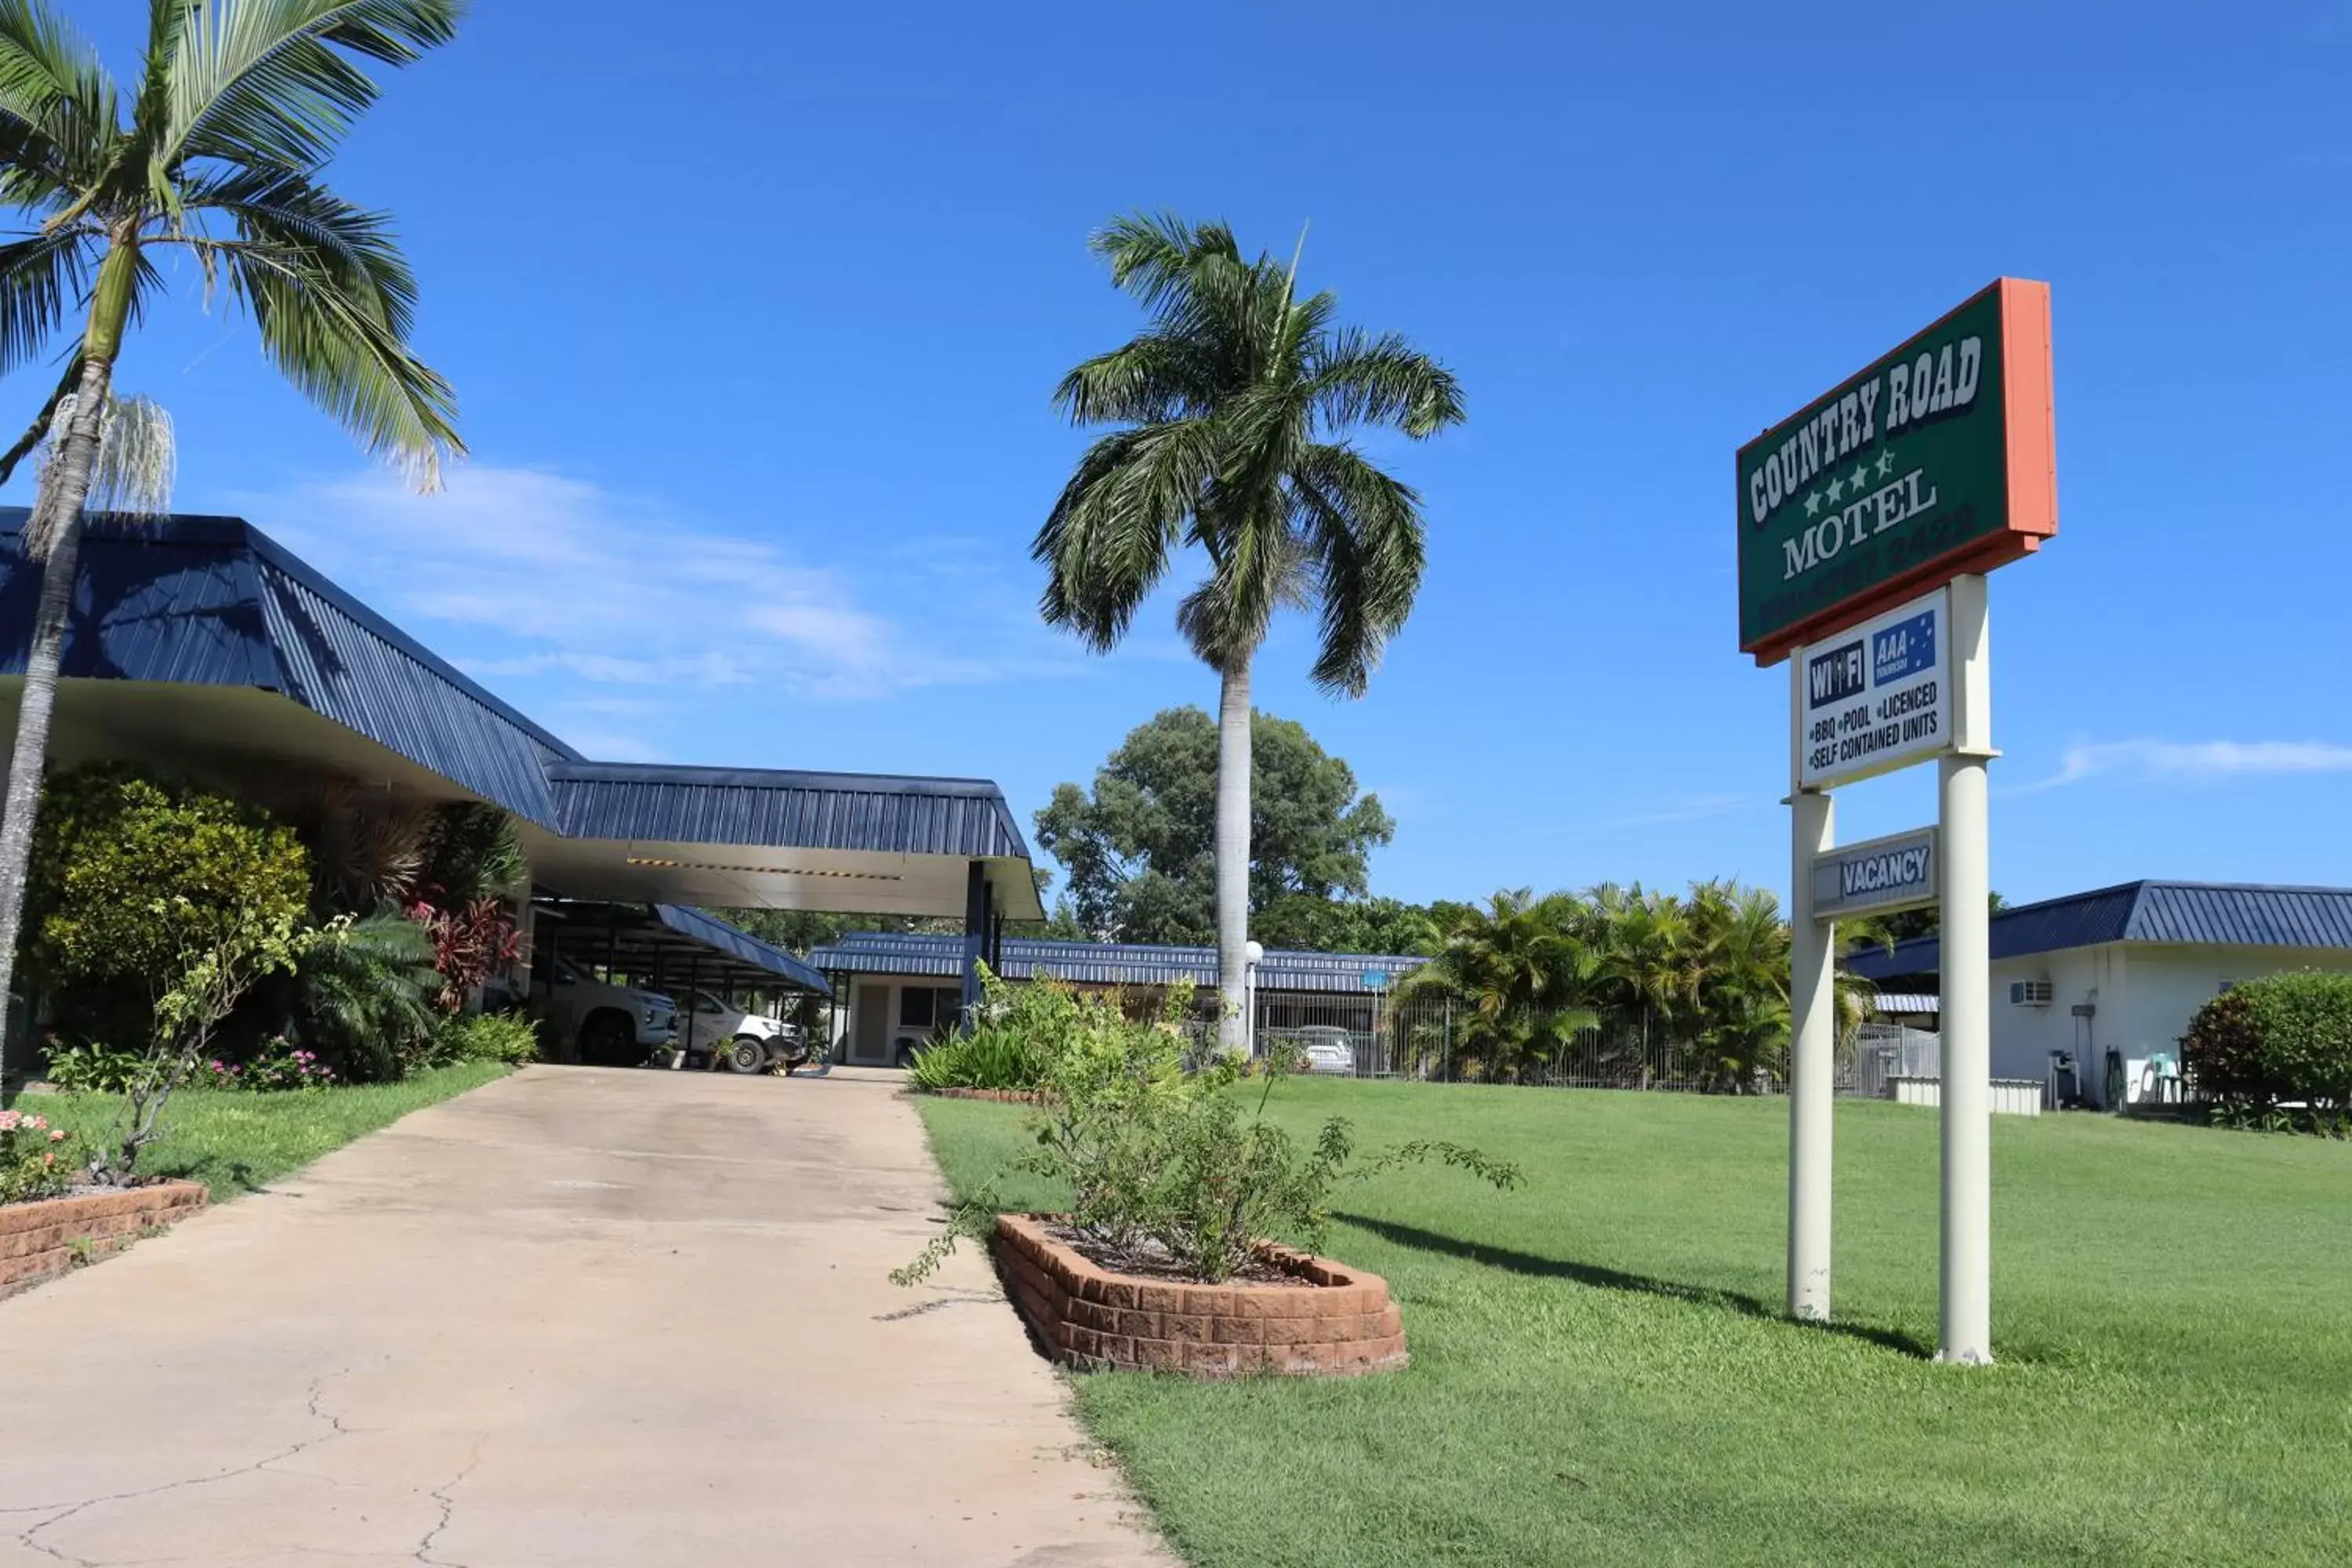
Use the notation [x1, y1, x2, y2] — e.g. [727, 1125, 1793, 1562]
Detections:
[920, 1087, 1045, 1105]
[992, 1212, 1407, 1377]
[0, 1181, 208, 1298]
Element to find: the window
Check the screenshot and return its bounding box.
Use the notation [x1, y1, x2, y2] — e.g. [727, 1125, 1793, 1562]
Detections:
[898, 986, 935, 1028]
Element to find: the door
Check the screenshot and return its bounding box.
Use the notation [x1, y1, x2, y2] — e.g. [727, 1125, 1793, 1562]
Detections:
[853, 983, 891, 1065]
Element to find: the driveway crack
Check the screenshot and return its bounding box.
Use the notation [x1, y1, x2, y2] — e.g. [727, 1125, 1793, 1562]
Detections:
[414, 1443, 485, 1567]
[12, 1368, 358, 1566]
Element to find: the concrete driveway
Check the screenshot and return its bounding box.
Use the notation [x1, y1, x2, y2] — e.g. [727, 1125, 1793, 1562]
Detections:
[0, 1066, 1168, 1566]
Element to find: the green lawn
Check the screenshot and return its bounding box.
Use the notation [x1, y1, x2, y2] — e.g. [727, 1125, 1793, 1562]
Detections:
[916, 1081, 2352, 1567]
[24, 1061, 509, 1200]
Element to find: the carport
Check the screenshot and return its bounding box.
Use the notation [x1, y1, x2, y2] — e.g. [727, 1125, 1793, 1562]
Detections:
[530, 899, 829, 1063]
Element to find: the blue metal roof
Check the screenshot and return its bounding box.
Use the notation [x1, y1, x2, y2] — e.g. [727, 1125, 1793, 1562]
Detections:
[652, 904, 830, 993]
[553, 762, 1030, 861]
[808, 931, 1426, 993]
[0, 511, 1035, 866]
[1844, 880, 2352, 978]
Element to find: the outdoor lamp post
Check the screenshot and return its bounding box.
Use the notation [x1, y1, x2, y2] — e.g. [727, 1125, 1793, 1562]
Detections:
[1243, 939, 1265, 1058]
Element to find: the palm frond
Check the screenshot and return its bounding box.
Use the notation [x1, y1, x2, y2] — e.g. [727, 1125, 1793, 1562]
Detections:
[215, 232, 460, 487]
[1036, 422, 1210, 650]
[0, 223, 86, 373]
[0, 0, 117, 203]
[1289, 441, 1426, 695]
[156, 0, 463, 175]
[1089, 211, 1240, 314]
[1308, 327, 1465, 437]
[0, 347, 76, 486]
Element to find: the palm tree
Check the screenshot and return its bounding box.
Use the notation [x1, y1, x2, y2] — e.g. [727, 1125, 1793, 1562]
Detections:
[0, 0, 464, 1087]
[1396, 890, 1599, 1080]
[1036, 214, 1462, 1053]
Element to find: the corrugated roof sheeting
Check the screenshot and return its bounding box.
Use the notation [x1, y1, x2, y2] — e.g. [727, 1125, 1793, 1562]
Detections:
[550, 764, 1032, 860]
[651, 904, 831, 993]
[252, 553, 569, 826]
[1, 514, 578, 828]
[1843, 880, 2352, 979]
[2, 514, 1036, 869]
[2125, 883, 2352, 948]
[809, 932, 1426, 993]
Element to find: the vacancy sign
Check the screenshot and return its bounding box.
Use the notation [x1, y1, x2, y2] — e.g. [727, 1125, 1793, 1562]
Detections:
[1799, 587, 1949, 789]
[1812, 826, 1940, 920]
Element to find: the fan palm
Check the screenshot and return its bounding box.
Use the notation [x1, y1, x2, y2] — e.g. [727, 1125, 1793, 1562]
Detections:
[0, 0, 465, 1088]
[1036, 214, 1462, 1052]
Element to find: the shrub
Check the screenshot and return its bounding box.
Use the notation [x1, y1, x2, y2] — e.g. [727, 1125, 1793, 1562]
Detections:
[906, 967, 1062, 1091]
[2182, 972, 2352, 1127]
[42, 1041, 150, 1094]
[894, 981, 1521, 1287]
[423, 1010, 542, 1067]
[26, 762, 310, 1015]
[289, 912, 443, 1082]
[0, 1109, 79, 1203]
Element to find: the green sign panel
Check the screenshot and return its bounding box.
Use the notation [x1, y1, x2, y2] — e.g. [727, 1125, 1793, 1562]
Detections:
[1736, 280, 2054, 662]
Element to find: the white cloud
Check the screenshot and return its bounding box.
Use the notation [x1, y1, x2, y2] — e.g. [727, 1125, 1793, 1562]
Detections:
[2018, 739, 2352, 793]
[237, 465, 1079, 705]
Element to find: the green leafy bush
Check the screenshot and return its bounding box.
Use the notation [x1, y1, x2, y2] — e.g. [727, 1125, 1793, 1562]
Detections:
[423, 1010, 542, 1067]
[895, 979, 1520, 1287]
[26, 763, 310, 1008]
[907, 966, 1063, 1091]
[2182, 972, 2352, 1129]
[289, 912, 444, 1082]
[0, 1107, 79, 1203]
[42, 1041, 149, 1094]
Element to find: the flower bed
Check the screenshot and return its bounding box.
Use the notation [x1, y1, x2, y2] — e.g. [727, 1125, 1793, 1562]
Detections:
[0, 1181, 209, 1298]
[992, 1213, 1407, 1377]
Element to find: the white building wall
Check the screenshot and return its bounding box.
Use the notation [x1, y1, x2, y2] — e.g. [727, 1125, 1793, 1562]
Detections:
[1987, 942, 2352, 1106]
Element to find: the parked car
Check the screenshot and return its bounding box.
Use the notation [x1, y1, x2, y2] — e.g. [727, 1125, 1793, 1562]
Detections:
[535, 957, 677, 1065]
[680, 989, 813, 1075]
[1272, 1025, 1359, 1076]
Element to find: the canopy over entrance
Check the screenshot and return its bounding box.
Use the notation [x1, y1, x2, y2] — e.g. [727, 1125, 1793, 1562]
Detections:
[0, 512, 1042, 927]
[535, 900, 829, 996]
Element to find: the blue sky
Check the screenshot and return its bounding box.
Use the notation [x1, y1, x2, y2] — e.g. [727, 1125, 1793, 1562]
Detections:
[13, 1, 2352, 911]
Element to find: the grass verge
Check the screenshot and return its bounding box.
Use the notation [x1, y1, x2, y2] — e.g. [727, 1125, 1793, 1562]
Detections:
[24, 1061, 510, 1200]
[916, 1080, 2352, 1567]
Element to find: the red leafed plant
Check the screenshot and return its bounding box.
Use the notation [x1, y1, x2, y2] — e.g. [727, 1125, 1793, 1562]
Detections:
[406, 896, 521, 1012]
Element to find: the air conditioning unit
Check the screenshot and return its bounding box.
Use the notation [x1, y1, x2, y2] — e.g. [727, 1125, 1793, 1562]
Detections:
[2009, 980, 2053, 1007]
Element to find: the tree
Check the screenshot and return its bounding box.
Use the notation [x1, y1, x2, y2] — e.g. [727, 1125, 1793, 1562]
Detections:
[1033, 706, 1395, 946]
[0, 0, 466, 1094]
[1252, 894, 1436, 957]
[1393, 890, 1599, 1081]
[1036, 214, 1462, 1051]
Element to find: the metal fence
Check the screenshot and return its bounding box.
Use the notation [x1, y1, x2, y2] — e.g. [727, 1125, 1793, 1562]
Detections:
[1842, 1023, 1940, 1100]
[1176, 993, 1943, 1098]
[1244, 994, 1723, 1091]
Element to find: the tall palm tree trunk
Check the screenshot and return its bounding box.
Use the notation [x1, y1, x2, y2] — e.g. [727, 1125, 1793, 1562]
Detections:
[0, 238, 134, 1094]
[1214, 655, 1252, 1055]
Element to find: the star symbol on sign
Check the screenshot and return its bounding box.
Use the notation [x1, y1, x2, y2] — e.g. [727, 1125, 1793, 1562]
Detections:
[1876, 448, 1896, 478]
[1803, 490, 1823, 517]
[1849, 464, 1871, 494]
[1824, 475, 1845, 504]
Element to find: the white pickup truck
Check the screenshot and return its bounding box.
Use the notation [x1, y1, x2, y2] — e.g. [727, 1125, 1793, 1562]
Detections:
[677, 989, 814, 1075]
[535, 957, 677, 1065]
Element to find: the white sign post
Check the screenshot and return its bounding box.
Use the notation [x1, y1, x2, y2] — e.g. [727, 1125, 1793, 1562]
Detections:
[1784, 578, 1994, 1362]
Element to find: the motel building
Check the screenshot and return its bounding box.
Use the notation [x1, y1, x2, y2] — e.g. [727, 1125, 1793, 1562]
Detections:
[1846, 881, 2352, 1109]
[0, 511, 1046, 1054]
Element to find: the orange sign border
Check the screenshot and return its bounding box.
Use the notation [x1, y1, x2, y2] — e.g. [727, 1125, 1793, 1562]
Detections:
[1744, 278, 2056, 666]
